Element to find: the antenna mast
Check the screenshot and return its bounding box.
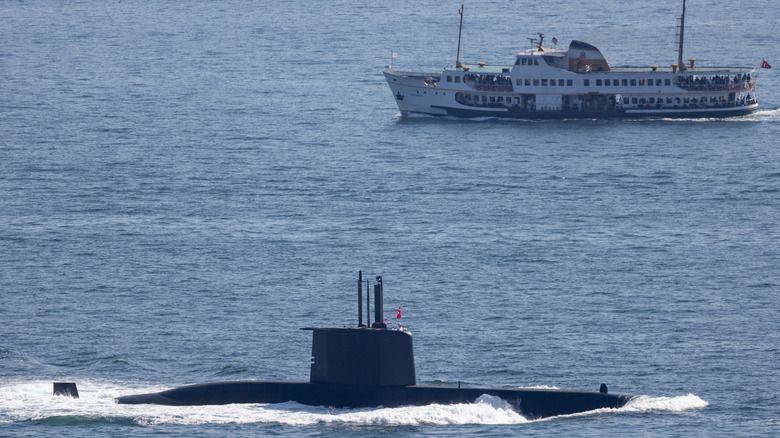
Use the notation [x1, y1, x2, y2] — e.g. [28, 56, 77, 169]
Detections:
[677, 0, 687, 71]
[455, 4, 464, 68]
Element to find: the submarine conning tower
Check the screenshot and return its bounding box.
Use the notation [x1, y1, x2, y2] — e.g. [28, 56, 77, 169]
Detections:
[303, 272, 416, 387]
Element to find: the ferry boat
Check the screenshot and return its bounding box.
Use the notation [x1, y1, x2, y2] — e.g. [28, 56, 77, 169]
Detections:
[384, 2, 759, 119]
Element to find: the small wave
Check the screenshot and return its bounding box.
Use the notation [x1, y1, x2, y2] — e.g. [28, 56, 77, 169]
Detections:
[211, 364, 251, 377]
[515, 385, 560, 390]
[756, 108, 780, 114]
[135, 395, 530, 426]
[311, 395, 525, 426]
[526, 394, 709, 422]
[34, 415, 138, 427]
[621, 394, 708, 413]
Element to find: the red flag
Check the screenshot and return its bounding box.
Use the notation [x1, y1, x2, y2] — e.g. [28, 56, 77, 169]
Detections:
[396, 306, 402, 319]
[761, 59, 772, 69]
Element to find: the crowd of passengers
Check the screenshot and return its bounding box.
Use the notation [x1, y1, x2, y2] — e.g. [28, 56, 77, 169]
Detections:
[454, 92, 756, 110]
[453, 93, 616, 111]
[635, 94, 757, 109]
[676, 73, 754, 91]
[463, 74, 514, 91]
[455, 92, 518, 108]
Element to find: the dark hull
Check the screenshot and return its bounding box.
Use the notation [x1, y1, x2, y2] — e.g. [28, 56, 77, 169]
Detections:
[116, 380, 634, 419]
[430, 104, 759, 119]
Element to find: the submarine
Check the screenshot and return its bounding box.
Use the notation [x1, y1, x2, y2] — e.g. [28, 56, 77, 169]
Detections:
[115, 272, 635, 418]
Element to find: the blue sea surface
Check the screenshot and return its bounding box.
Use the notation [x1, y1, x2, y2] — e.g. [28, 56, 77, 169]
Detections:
[2, 0, 779, 436]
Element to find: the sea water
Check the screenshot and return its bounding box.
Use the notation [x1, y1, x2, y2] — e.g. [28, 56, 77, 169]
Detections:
[1, 0, 778, 436]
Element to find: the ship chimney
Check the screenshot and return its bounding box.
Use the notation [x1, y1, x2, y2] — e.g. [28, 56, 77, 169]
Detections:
[689, 58, 696, 69]
[672, 64, 678, 74]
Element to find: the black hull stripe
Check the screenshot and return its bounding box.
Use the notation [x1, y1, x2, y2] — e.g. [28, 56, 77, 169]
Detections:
[428, 105, 759, 120]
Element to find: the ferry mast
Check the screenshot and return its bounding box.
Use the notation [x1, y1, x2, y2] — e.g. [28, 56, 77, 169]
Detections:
[677, 0, 687, 71]
[455, 4, 464, 68]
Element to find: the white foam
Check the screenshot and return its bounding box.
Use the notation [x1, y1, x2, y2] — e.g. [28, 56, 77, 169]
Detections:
[0, 380, 161, 424]
[750, 108, 780, 120]
[649, 107, 780, 123]
[0, 381, 531, 426]
[129, 394, 531, 426]
[620, 394, 709, 413]
[516, 385, 560, 390]
[0, 380, 707, 426]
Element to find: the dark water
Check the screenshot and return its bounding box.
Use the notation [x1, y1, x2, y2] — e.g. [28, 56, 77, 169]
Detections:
[2, 0, 779, 436]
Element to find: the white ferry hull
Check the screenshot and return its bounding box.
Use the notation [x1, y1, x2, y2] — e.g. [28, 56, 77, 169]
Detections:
[385, 70, 759, 120]
[385, 71, 450, 116]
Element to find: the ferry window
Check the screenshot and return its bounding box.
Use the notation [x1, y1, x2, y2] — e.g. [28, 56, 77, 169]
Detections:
[647, 79, 653, 86]
[447, 75, 452, 82]
[584, 79, 590, 86]
[542, 79, 548, 86]
[622, 79, 628, 86]
[522, 59, 527, 66]
[631, 97, 638, 104]
[638, 79, 645, 86]
[533, 79, 539, 86]
[525, 79, 531, 86]
[455, 76, 461, 83]
[656, 79, 662, 86]
[497, 96, 503, 103]
[550, 79, 555, 86]
[516, 78, 522, 86]
[665, 79, 671, 86]
[667, 97, 673, 103]
[490, 96, 495, 102]
[534, 59, 539, 66]
[649, 97, 655, 103]
[604, 79, 610, 86]
[567, 79, 573, 86]
[596, 79, 602, 86]
[630, 79, 637, 86]
[559, 79, 564, 86]
[481, 96, 487, 102]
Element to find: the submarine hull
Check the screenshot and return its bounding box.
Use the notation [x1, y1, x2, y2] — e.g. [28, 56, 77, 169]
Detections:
[115, 380, 634, 419]
[116, 276, 638, 419]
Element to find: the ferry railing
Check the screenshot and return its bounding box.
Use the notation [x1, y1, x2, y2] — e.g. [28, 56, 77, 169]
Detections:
[675, 79, 755, 92]
[385, 70, 442, 78]
[462, 79, 514, 92]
